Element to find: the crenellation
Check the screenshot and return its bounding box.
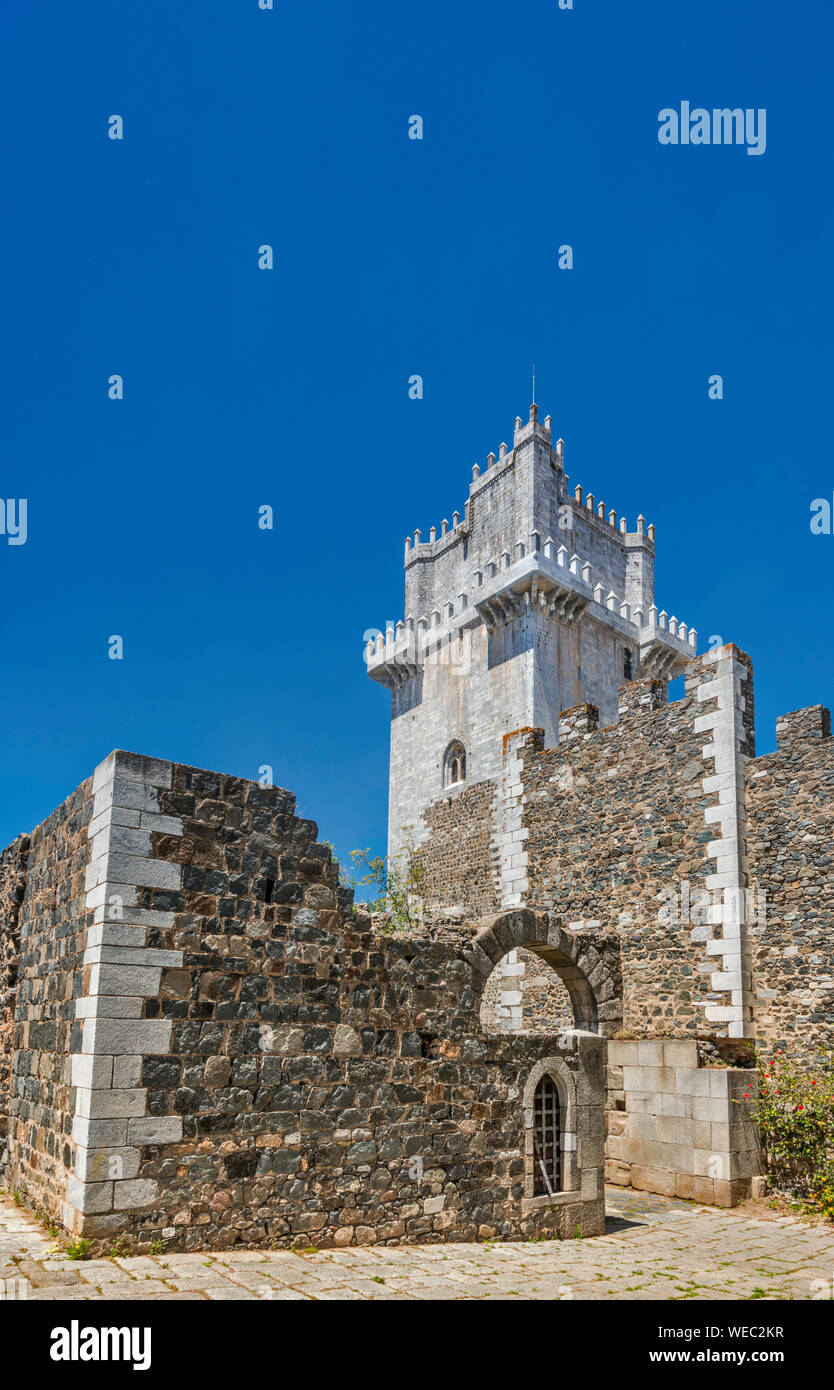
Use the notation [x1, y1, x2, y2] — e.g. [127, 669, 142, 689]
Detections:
[775, 703, 831, 749]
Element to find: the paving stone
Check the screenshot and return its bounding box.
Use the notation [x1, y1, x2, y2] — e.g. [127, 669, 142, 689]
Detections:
[0, 1189, 831, 1300]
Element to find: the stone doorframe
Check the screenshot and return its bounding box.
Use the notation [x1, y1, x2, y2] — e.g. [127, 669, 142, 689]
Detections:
[464, 908, 622, 1037]
[521, 1055, 579, 1210]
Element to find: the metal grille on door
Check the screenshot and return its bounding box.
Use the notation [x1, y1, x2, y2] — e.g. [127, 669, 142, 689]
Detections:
[533, 1075, 561, 1196]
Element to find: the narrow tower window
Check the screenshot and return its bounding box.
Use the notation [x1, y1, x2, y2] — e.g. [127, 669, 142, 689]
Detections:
[623, 648, 633, 682]
[443, 740, 466, 788]
[533, 1074, 561, 1196]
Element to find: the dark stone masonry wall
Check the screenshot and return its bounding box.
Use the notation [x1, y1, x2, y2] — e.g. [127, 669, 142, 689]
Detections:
[480, 947, 575, 1033]
[519, 951, 576, 1030]
[0, 835, 30, 1161]
[3, 783, 93, 1214]
[2, 757, 605, 1252]
[519, 659, 755, 1038]
[410, 649, 834, 1063]
[415, 780, 498, 918]
[120, 768, 600, 1249]
[746, 705, 834, 1059]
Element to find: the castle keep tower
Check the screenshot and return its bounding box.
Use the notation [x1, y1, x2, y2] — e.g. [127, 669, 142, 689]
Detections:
[365, 403, 696, 869]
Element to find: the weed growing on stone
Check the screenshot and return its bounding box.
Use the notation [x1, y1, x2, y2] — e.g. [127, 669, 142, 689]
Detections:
[66, 1239, 91, 1261]
[348, 844, 426, 931]
[37, 1211, 58, 1239]
[147, 1239, 166, 1255]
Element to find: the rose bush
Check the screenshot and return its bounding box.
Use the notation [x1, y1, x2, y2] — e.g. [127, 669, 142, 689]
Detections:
[751, 1049, 834, 1219]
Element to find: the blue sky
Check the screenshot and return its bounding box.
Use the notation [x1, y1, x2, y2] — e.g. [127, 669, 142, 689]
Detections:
[1, 0, 832, 866]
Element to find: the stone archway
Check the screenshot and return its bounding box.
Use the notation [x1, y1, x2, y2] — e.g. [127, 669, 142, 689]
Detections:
[464, 908, 622, 1036]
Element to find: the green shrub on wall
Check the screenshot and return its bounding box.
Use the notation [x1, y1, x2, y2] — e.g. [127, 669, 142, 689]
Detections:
[348, 845, 426, 932]
[752, 1049, 834, 1220]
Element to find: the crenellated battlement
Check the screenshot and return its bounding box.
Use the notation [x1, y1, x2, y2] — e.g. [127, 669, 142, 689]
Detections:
[367, 528, 695, 690]
[403, 404, 657, 579]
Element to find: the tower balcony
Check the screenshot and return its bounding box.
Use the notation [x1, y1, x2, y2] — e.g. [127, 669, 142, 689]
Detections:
[474, 542, 592, 631]
[637, 610, 697, 680]
[365, 626, 422, 688]
[365, 544, 697, 686]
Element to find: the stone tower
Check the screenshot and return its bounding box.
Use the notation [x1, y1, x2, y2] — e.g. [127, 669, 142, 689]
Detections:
[365, 402, 696, 868]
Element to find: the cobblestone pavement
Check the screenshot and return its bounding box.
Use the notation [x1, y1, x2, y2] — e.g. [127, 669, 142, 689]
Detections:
[1, 1189, 832, 1301]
